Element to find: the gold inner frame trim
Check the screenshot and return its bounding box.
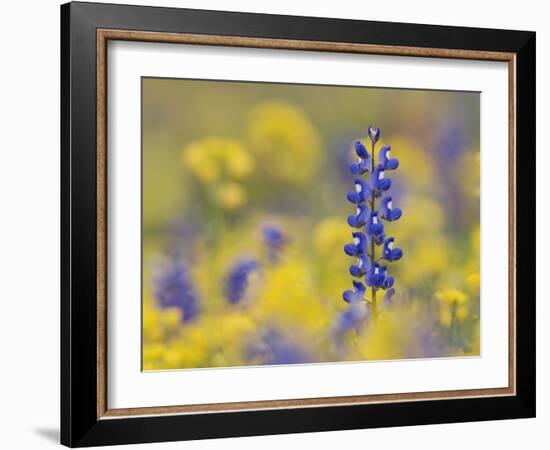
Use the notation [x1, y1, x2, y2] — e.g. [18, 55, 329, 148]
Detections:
[96, 28, 517, 420]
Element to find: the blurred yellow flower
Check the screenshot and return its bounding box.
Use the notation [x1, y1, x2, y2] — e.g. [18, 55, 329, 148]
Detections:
[312, 217, 349, 257]
[456, 305, 469, 321]
[398, 235, 449, 284]
[204, 313, 257, 364]
[142, 343, 164, 370]
[439, 303, 468, 327]
[163, 308, 183, 329]
[256, 260, 330, 335]
[435, 288, 467, 305]
[381, 135, 435, 192]
[143, 305, 163, 342]
[466, 323, 481, 355]
[247, 101, 321, 184]
[181, 137, 254, 184]
[360, 314, 404, 360]
[391, 195, 445, 242]
[216, 181, 247, 210]
[143, 302, 183, 343]
[466, 272, 480, 290]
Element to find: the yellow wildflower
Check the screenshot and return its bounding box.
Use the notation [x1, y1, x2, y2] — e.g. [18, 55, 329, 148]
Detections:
[216, 181, 247, 210]
[380, 135, 435, 192]
[312, 217, 349, 257]
[181, 137, 254, 184]
[435, 288, 467, 305]
[466, 272, 480, 290]
[247, 101, 321, 184]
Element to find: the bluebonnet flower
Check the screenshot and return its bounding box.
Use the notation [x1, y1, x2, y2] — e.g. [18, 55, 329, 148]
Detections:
[366, 262, 386, 289]
[350, 140, 371, 175]
[365, 263, 395, 290]
[365, 211, 385, 237]
[262, 224, 286, 262]
[153, 258, 200, 322]
[247, 328, 312, 365]
[369, 165, 392, 195]
[368, 126, 381, 144]
[381, 237, 403, 262]
[380, 196, 402, 221]
[349, 254, 370, 277]
[342, 280, 366, 303]
[224, 259, 259, 304]
[373, 232, 387, 246]
[342, 127, 403, 323]
[344, 231, 367, 256]
[347, 204, 369, 228]
[346, 179, 370, 204]
[334, 281, 370, 338]
[378, 145, 399, 170]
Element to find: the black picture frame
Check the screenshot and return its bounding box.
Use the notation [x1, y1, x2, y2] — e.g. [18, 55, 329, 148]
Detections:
[61, 1, 535, 447]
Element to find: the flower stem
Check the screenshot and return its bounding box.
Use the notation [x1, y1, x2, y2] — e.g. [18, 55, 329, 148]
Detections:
[370, 141, 378, 323]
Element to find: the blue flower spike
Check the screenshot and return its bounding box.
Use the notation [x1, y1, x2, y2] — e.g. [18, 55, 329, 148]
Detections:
[378, 145, 399, 170]
[382, 237, 403, 262]
[342, 126, 402, 324]
[380, 196, 402, 221]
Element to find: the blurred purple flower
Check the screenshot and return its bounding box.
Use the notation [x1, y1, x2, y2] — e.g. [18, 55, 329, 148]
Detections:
[224, 259, 259, 304]
[334, 301, 369, 335]
[262, 224, 287, 262]
[247, 328, 312, 365]
[153, 258, 200, 322]
[434, 122, 469, 225]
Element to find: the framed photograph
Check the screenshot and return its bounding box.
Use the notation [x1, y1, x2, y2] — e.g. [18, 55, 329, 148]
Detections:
[61, 1, 535, 447]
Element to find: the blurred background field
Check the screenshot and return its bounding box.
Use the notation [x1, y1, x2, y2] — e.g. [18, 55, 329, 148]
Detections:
[142, 77, 480, 370]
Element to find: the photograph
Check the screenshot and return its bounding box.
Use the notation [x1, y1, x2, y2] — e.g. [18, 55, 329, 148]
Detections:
[141, 78, 481, 370]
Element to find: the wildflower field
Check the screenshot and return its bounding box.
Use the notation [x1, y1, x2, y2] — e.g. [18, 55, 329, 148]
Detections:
[142, 78, 480, 370]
